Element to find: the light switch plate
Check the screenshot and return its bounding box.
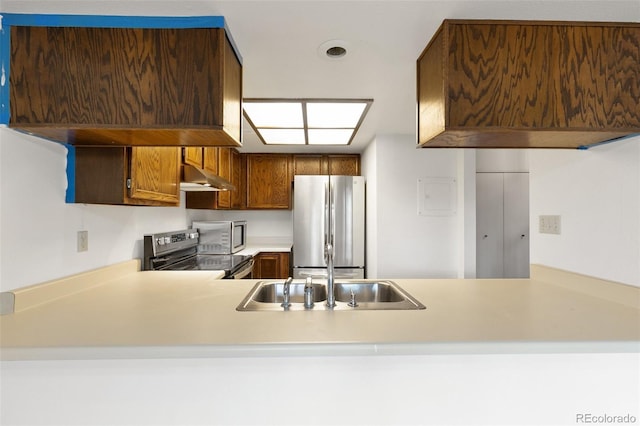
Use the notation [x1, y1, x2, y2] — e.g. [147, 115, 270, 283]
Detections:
[539, 215, 561, 235]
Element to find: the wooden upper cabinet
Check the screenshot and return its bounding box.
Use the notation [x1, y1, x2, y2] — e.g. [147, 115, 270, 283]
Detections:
[10, 25, 242, 147]
[417, 20, 640, 149]
[216, 148, 232, 209]
[74, 146, 180, 206]
[293, 154, 360, 177]
[327, 155, 360, 176]
[203, 147, 219, 175]
[184, 147, 243, 210]
[183, 147, 204, 169]
[247, 154, 292, 209]
[230, 149, 247, 209]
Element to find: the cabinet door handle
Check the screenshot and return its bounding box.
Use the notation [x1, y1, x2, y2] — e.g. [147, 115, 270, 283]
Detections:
[521, 234, 526, 239]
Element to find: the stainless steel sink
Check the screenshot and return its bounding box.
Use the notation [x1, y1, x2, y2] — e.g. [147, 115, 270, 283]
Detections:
[250, 282, 327, 304]
[236, 280, 425, 311]
[333, 281, 405, 303]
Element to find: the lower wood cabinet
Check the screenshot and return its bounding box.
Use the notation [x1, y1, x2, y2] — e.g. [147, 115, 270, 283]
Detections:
[74, 146, 180, 206]
[252, 252, 291, 279]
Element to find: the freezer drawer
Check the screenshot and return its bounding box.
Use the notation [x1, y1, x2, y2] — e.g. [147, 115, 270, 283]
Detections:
[293, 267, 365, 280]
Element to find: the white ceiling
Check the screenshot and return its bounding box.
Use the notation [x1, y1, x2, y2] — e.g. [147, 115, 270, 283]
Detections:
[4, 0, 640, 153]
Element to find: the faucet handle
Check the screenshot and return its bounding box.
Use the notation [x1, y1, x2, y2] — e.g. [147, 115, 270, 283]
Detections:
[281, 277, 293, 309]
[304, 277, 314, 309]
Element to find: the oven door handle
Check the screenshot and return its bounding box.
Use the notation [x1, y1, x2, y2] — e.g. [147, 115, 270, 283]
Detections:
[231, 259, 254, 279]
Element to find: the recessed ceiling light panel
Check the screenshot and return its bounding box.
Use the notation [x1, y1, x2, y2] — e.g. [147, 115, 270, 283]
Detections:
[243, 98, 372, 146]
[243, 102, 303, 127]
[307, 102, 368, 128]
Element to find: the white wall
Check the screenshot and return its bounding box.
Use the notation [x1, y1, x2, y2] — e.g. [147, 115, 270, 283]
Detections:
[0, 129, 189, 291]
[529, 136, 640, 287]
[366, 134, 460, 278]
[2, 353, 639, 425]
[361, 137, 378, 278]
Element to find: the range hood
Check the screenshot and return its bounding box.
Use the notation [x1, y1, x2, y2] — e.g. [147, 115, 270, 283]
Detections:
[180, 164, 236, 192]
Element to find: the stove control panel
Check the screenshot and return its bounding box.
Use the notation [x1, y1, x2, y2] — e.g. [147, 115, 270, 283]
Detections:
[144, 229, 199, 257]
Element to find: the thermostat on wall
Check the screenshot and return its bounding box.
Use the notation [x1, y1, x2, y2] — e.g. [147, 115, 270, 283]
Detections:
[417, 177, 457, 216]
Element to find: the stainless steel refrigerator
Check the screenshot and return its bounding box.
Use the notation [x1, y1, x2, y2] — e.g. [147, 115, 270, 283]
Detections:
[293, 175, 365, 279]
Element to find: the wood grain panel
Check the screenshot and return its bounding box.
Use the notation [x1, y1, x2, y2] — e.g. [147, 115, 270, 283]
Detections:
[217, 148, 232, 209]
[203, 147, 219, 174]
[327, 155, 360, 176]
[293, 155, 326, 176]
[183, 147, 203, 168]
[417, 27, 446, 144]
[417, 20, 640, 148]
[75, 147, 127, 204]
[447, 23, 556, 128]
[555, 25, 640, 128]
[253, 252, 290, 279]
[247, 154, 292, 209]
[10, 26, 243, 146]
[128, 147, 180, 204]
[222, 34, 243, 143]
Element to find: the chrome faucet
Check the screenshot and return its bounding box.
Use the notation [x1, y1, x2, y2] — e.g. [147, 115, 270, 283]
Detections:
[281, 277, 292, 309]
[325, 243, 335, 308]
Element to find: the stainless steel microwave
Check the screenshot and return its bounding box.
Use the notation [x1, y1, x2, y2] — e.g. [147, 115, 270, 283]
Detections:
[192, 220, 247, 254]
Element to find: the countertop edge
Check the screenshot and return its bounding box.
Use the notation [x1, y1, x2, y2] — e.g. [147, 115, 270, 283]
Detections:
[531, 264, 640, 308]
[0, 260, 141, 314]
[2, 341, 639, 361]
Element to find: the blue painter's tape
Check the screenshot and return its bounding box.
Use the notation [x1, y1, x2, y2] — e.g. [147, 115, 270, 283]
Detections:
[0, 16, 10, 124]
[1, 13, 226, 29]
[65, 145, 76, 203]
[577, 133, 640, 150]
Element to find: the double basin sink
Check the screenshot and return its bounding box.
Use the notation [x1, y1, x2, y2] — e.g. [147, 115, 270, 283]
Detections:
[237, 279, 426, 311]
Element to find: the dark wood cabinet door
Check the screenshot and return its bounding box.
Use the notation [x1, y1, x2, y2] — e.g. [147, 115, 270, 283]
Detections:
[327, 155, 360, 176]
[293, 154, 360, 178]
[247, 154, 292, 209]
[253, 253, 290, 279]
[293, 155, 327, 176]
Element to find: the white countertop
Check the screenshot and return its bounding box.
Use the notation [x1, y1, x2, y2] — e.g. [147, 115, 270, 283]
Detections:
[237, 237, 292, 256]
[0, 261, 638, 360]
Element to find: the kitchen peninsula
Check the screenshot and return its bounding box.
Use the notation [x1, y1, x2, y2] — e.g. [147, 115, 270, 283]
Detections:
[1, 261, 638, 425]
[1, 260, 637, 360]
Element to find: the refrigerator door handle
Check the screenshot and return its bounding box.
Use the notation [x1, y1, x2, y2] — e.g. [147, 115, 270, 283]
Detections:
[330, 179, 336, 246]
[324, 180, 330, 249]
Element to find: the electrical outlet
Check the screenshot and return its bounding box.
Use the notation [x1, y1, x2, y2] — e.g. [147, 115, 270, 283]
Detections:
[77, 230, 89, 252]
[539, 215, 561, 235]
